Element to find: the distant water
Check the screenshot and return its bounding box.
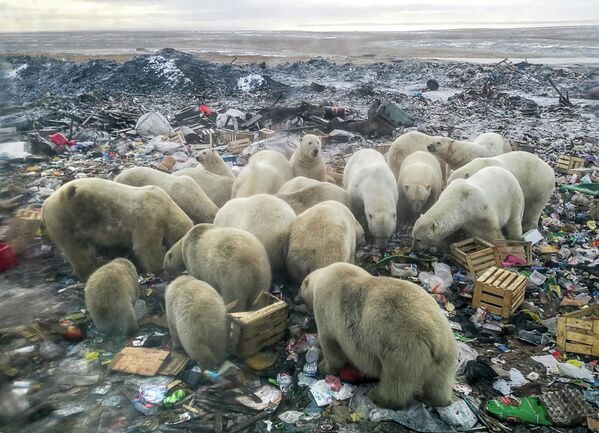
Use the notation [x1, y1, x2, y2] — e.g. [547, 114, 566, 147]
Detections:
[1, 26, 598, 62]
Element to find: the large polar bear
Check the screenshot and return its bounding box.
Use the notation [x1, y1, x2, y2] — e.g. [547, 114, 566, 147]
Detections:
[85, 258, 139, 336]
[214, 194, 296, 276]
[196, 149, 234, 178]
[447, 151, 555, 231]
[300, 262, 457, 409]
[173, 165, 233, 207]
[163, 224, 270, 312]
[232, 150, 293, 197]
[397, 151, 443, 223]
[343, 149, 398, 245]
[412, 166, 524, 251]
[289, 134, 327, 181]
[278, 176, 320, 194]
[276, 182, 352, 215]
[287, 201, 364, 282]
[427, 132, 512, 171]
[386, 131, 446, 180]
[115, 167, 218, 224]
[42, 178, 193, 281]
[165, 276, 227, 369]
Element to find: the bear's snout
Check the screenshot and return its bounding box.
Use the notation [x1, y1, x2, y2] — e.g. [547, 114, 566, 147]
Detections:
[427, 144, 436, 152]
[312, 149, 319, 157]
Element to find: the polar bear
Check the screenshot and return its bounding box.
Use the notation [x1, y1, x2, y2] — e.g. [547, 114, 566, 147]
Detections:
[427, 132, 512, 171]
[163, 224, 270, 312]
[300, 262, 457, 409]
[447, 151, 555, 231]
[232, 150, 293, 198]
[42, 178, 193, 281]
[85, 258, 139, 336]
[386, 131, 447, 180]
[397, 151, 443, 223]
[214, 194, 296, 276]
[343, 149, 398, 245]
[289, 134, 327, 181]
[278, 176, 320, 194]
[287, 201, 364, 282]
[165, 276, 227, 369]
[412, 166, 524, 251]
[173, 165, 233, 207]
[196, 149, 234, 178]
[276, 182, 352, 214]
[115, 167, 219, 224]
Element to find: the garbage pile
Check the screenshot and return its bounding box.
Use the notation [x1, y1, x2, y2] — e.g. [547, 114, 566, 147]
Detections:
[0, 51, 598, 432]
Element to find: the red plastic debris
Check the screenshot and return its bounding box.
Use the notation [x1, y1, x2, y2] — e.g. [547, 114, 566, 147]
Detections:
[338, 364, 366, 383]
[0, 243, 18, 272]
[199, 104, 214, 116]
[49, 133, 77, 146]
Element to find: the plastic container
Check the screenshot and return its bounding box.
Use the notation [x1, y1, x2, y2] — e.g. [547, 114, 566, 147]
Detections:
[303, 347, 320, 377]
[0, 243, 18, 272]
[433, 263, 453, 289]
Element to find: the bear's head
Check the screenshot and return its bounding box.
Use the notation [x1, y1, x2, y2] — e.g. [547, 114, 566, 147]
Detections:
[196, 149, 216, 163]
[366, 209, 397, 247]
[299, 270, 320, 312]
[163, 239, 186, 279]
[427, 137, 453, 154]
[411, 215, 440, 252]
[403, 183, 431, 215]
[300, 134, 322, 159]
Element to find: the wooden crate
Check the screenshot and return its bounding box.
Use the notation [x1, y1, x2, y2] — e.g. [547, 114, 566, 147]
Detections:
[492, 240, 532, 266]
[556, 306, 599, 356]
[472, 266, 527, 318]
[450, 237, 500, 275]
[227, 292, 288, 359]
[258, 128, 275, 141]
[556, 154, 586, 174]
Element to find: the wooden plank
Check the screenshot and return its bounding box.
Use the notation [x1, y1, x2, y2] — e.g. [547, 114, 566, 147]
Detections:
[241, 309, 288, 335]
[480, 292, 505, 307]
[239, 321, 287, 350]
[480, 302, 502, 316]
[566, 331, 594, 345]
[469, 248, 494, 259]
[499, 272, 519, 290]
[565, 342, 592, 355]
[566, 318, 594, 331]
[478, 266, 497, 283]
[229, 301, 287, 326]
[480, 284, 505, 297]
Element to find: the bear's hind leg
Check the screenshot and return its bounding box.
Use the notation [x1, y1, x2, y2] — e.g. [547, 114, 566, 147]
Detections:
[368, 362, 418, 409]
[318, 333, 348, 375]
[503, 213, 523, 240]
[420, 369, 454, 407]
[132, 227, 166, 275]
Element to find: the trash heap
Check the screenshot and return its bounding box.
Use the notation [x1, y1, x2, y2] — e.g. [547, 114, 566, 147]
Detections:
[0, 51, 598, 432]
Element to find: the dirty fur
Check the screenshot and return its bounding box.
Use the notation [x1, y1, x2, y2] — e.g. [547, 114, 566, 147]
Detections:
[165, 276, 227, 369]
[214, 194, 296, 276]
[278, 176, 320, 194]
[163, 224, 270, 312]
[386, 131, 447, 181]
[232, 150, 293, 197]
[413, 166, 524, 250]
[427, 132, 512, 170]
[174, 165, 233, 207]
[196, 149, 234, 177]
[115, 166, 219, 223]
[287, 201, 365, 282]
[276, 181, 352, 214]
[447, 151, 555, 231]
[289, 134, 327, 181]
[41, 178, 193, 281]
[85, 258, 139, 336]
[300, 263, 457, 409]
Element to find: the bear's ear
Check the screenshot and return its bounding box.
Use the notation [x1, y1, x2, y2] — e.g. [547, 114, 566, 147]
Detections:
[432, 221, 439, 232]
[403, 184, 410, 191]
[461, 188, 471, 199]
[425, 184, 431, 192]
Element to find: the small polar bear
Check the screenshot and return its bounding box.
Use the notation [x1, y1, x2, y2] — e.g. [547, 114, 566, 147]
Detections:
[412, 166, 524, 251]
[115, 166, 219, 224]
[300, 262, 457, 409]
[214, 194, 296, 276]
[165, 276, 227, 369]
[397, 151, 443, 223]
[232, 150, 293, 198]
[287, 201, 365, 282]
[173, 165, 233, 207]
[289, 134, 327, 181]
[343, 149, 398, 245]
[196, 149, 234, 178]
[163, 224, 270, 312]
[427, 132, 512, 171]
[447, 151, 555, 231]
[276, 182, 352, 215]
[278, 176, 320, 194]
[85, 258, 139, 336]
[42, 178, 193, 281]
[386, 131, 447, 181]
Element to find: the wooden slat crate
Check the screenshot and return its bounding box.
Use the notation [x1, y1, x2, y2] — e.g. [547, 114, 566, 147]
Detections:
[492, 240, 533, 266]
[556, 306, 599, 356]
[556, 154, 586, 174]
[258, 128, 275, 141]
[450, 237, 500, 275]
[472, 267, 527, 318]
[227, 292, 288, 359]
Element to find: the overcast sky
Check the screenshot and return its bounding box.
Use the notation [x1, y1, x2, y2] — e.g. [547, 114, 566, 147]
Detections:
[1, 0, 597, 32]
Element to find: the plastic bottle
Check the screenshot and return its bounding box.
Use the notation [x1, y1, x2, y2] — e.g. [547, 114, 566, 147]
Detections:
[303, 347, 320, 377]
[433, 263, 453, 289]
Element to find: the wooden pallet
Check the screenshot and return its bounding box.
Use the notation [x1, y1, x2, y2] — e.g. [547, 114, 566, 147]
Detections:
[450, 237, 500, 275]
[556, 154, 586, 174]
[492, 239, 533, 266]
[227, 292, 288, 359]
[472, 266, 527, 318]
[557, 306, 599, 356]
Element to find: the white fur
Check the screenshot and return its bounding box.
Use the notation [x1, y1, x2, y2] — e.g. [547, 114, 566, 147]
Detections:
[386, 131, 447, 180]
[397, 151, 443, 222]
[428, 132, 512, 170]
[289, 134, 327, 181]
[278, 176, 320, 194]
[196, 149, 234, 178]
[173, 165, 233, 207]
[276, 181, 352, 214]
[232, 150, 293, 197]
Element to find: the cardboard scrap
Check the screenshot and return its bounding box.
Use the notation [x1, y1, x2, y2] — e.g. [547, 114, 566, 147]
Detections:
[110, 347, 188, 376]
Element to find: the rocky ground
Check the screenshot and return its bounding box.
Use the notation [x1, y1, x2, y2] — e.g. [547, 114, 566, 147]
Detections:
[0, 49, 597, 432]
